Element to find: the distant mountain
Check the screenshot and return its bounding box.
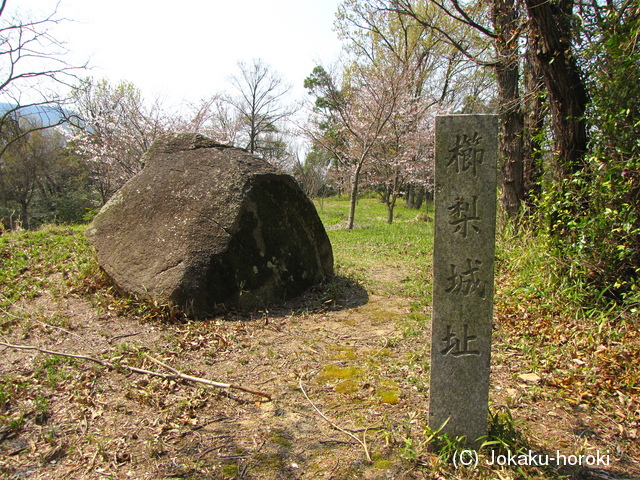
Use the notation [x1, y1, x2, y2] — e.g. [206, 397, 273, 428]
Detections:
[0, 102, 71, 127]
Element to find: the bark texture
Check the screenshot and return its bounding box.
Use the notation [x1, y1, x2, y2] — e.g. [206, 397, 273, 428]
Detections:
[525, 0, 589, 174]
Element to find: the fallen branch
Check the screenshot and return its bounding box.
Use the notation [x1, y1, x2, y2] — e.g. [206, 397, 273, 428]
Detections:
[298, 378, 372, 463]
[142, 353, 272, 400]
[0, 340, 271, 401]
[0, 341, 111, 367]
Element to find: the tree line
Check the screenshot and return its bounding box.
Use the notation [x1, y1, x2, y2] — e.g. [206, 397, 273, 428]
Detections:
[1, 0, 639, 304]
[0, 56, 298, 230]
[304, 0, 640, 304]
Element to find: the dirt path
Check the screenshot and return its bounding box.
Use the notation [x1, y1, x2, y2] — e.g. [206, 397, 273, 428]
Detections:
[2, 269, 638, 479]
[1, 274, 435, 479]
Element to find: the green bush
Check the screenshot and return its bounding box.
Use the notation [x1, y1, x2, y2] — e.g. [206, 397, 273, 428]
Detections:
[540, 5, 640, 306]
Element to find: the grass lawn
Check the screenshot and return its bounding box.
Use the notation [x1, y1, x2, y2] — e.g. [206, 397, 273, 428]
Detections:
[315, 196, 434, 302]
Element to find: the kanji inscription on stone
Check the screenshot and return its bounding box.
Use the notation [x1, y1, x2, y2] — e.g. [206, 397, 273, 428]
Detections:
[429, 114, 498, 447]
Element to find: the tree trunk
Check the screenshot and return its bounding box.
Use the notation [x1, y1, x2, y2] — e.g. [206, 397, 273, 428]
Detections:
[494, 0, 525, 219]
[415, 186, 424, 209]
[380, 185, 390, 205]
[524, 0, 589, 175]
[347, 161, 364, 230]
[386, 173, 400, 224]
[387, 196, 396, 224]
[522, 43, 546, 213]
[406, 184, 415, 208]
[20, 201, 30, 230]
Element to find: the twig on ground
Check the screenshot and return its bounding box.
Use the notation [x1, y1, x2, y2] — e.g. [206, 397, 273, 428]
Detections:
[143, 353, 271, 400]
[0, 340, 111, 367]
[0, 340, 271, 401]
[298, 378, 372, 463]
[108, 332, 143, 344]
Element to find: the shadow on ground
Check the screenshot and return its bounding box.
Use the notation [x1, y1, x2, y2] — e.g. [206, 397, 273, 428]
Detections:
[285, 274, 370, 312]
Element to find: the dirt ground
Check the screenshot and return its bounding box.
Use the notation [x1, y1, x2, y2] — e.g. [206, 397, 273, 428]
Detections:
[1, 266, 639, 479]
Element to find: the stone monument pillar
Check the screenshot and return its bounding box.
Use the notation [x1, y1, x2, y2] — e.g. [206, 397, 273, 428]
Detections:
[429, 114, 498, 446]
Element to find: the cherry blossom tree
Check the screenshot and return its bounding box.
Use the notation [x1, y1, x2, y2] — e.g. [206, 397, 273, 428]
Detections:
[177, 95, 243, 146]
[364, 94, 435, 223]
[70, 79, 168, 203]
[307, 2, 453, 225]
[304, 63, 406, 230]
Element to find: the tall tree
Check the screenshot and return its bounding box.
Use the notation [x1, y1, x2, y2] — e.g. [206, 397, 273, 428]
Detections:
[304, 63, 405, 229]
[226, 59, 296, 158]
[492, 0, 525, 218]
[334, 1, 477, 223]
[524, 0, 589, 177]
[387, 0, 528, 218]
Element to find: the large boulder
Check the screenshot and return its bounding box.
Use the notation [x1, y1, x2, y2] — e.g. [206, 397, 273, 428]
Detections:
[86, 133, 333, 316]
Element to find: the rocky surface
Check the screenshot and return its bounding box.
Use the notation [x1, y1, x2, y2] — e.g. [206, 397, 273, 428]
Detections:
[87, 133, 333, 315]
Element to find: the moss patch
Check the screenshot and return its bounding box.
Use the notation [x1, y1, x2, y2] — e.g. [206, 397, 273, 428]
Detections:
[334, 379, 359, 394]
[316, 364, 364, 383]
[377, 380, 400, 404]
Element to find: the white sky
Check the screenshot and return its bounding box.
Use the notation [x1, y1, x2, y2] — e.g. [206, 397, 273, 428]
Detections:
[12, 0, 344, 109]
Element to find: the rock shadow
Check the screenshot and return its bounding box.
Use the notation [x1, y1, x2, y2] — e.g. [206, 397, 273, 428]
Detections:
[215, 274, 370, 320]
[287, 274, 370, 312]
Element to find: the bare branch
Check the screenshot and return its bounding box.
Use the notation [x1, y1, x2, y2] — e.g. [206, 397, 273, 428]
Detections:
[226, 59, 296, 156]
[143, 353, 272, 400]
[0, 1, 86, 142]
[441, 0, 497, 39]
[386, 0, 497, 67]
[0, 340, 272, 401]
